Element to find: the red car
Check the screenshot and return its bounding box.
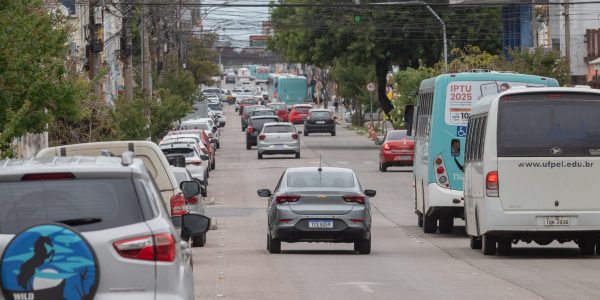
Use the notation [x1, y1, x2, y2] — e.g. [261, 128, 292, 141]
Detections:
[267, 102, 289, 122]
[379, 130, 414, 172]
[288, 104, 312, 124]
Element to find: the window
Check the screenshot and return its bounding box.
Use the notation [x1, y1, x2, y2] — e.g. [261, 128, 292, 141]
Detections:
[466, 115, 487, 162]
[264, 125, 294, 133]
[415, 89, 434, 141]
[287, 171, 355, 188]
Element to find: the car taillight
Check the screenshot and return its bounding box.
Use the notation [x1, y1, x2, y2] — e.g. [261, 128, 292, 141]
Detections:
[187, 160, 202, 166]
[486, 171, 499, 197]
[170, 194, 188, 216]
[292, 133, 298, 139]
[22, 172, 75, 181]
[259, 134, 266, 140]
[343, 194, 366, 204]
[207, 132, 213, 138]
[247, 127, 254, 133]
[187, 195, 198, 205]
[383, 143, 391, 151]
[275, 194, 301, 204]
[434, 154, 449, 189]
[201, 148, 209, 153]
[114, 233, 175, 262]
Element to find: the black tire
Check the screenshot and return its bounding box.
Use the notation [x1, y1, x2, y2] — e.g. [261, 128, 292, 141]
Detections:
[268, 234, 281, 254]
[304, 131, 308, 136]
[354, 236, 371, 254]
[192, 233, 207, 247]
[331, 131, 336, 136]
[497, 238, 512, 256]
[482, 234, 497, 255]
[246, 142, 251, 150]
[258, 153, 263, 159]
[201, 184, 208, 197]
[469, 235, 482, 249]
[380, 163, 387, 172]
[423, 214, 438, 233]
[216, 142, 220, 149]
[295, 152, 300, 159]
[417, 212, 423, 228]
[578, 235, 595, 255]
[438, 215, 454, 234]
[211, 159, 216, 170]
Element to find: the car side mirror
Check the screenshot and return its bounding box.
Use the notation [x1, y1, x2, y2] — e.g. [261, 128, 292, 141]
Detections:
[200, 154, 210, 161]
[257, 189, 272, 197]
[181, 213, 211, 236]
[364, 189, 376, 197]
[181, 181, 201, 199]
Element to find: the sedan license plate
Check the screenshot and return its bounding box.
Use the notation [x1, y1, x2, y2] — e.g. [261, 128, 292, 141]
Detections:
[316, 121, 325, 124]
[394, 155, 411, 161]
[544, 216, 569, 226]
[308, 220, 334, 229]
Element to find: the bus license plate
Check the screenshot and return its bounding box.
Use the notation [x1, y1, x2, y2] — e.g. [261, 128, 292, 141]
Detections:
[544, 217, 569, 226]
[308, 220, 333, 229]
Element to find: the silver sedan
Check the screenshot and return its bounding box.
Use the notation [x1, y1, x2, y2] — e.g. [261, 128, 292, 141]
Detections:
[257, 122, 301, 159]
[257, 167, 376, 254]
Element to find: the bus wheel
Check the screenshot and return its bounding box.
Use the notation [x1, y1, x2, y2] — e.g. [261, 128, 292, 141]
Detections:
[481, 234, 497, 255]
[423, 215, 437, 233]
[438, 216, 454, 234]
[469, 235, 482, 249]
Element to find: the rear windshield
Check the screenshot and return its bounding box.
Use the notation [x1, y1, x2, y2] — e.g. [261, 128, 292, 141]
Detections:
[208, 104, 222, 111]
[269, 104, 286, 110]
[242, 99, 258, 104]
[182, 123, 210, 131]
[253, 110, 276, 117]
[310, 111, 331, 119]
[387, 131, 409, 140]
[162, 147, 197, 158]
[264, 125, 294, 133]
[251, 118, 279, 130]
[0, 179, 143, 234]
[287, 171, 355, 188]
[294, 107, 310, 113]
[498, 93, 600, 157]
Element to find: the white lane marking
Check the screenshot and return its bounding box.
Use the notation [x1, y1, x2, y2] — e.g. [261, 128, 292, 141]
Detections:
[363, 161, 374, 164]
[336, 282, 381, 293]
[337, 161, 349, 164]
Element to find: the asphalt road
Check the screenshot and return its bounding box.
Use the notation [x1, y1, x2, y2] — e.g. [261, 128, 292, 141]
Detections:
[192, 88, 600, 300]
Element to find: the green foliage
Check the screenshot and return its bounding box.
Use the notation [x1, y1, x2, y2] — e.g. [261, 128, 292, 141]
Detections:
[500, 48, 570, 86]
[187, 35, 220, 86]
[390, 67, 435, 128]
[158, 66, 197, 103]
[0, 0, 88, 156]
[149, 89, 190, 140]
[331, 58, 376, 126]
[435, 46, 502, 73]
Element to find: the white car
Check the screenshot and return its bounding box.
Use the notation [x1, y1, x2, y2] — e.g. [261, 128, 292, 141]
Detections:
[171, 166, 208, 247]
[181, 118, 221, 149]
[160, 141, 209, 195]
[257, 122, 301, 159]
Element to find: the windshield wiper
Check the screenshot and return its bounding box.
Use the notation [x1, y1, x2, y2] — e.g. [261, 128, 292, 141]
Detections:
[56, 218, 102, 226]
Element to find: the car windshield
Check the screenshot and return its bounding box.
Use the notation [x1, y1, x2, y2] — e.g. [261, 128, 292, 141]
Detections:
[251, 118, 279, 130]
[294, 107, 310, 113]
[264, 125, 294, 133]
[287, 171, 355, 188]
[310, 111, 331, 119]
[387, 131, 409, 140]
[0, 179, 143, 234]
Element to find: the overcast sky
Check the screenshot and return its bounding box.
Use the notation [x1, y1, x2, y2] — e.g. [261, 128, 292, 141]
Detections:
[201, 0, 272, 48]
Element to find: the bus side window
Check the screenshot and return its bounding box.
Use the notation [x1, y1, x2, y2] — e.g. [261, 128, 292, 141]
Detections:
[477, 117, 487, 160]
[465, 119, 474, 162]
[474, 118, 483, 161]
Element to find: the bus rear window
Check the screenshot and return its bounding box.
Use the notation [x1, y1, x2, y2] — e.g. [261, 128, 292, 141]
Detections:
[498, 93, 600, 157]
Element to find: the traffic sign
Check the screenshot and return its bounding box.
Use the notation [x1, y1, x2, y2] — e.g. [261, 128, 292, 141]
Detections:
[367, 82, 375, 92]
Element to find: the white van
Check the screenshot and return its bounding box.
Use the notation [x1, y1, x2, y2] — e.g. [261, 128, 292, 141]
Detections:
[237, 68, 251, 83]
[464, 87, 600, 255]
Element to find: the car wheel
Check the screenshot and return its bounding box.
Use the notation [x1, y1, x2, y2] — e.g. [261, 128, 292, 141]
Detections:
[379, 162, 387, 172]
[258, 153, 263, 159]
[295, 152, 300, 159]
[331, 131, 336, 136]
[438, 215, 454, 234]
[268, 234, 281, 254]
[354, 235, 371, 254]
[303, 131, 308, 136]
[578, 235, 595, 255]
[423, 214, 437, 233]
[469, 235, 482, 249]
[246, 142, 251, 150]
[217, 142, 220, 149]
[211, 159, 216, 170]
[497, 238, 512, 256]
[417, 212, 423, 228]
[481, 234, 497, 255]
[192, 233, 207, 247]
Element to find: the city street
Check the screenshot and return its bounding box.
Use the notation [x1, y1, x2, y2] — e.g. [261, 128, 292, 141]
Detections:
[192, 103, 600, 300]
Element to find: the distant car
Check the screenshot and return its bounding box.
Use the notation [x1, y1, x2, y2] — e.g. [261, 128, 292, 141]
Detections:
[168, 129, 216, 170]
[267, 102, 289, 122]
[251, 108, 277, 118]
[378, 130, 414, 172]
[246, 115, 279, 150]
[257, 122, 301, 159]
[171, 166, 208, 247]
[0, 153, 210, 299]
[225, 73, 236, 84]
[180, 118, 220, 149]
[257, 167, 376, 254]
[304, 109, 336, 136]
[160, 141, 209, 195]
[289, 104, 312, 124]
[208, 102, 226, 127]
[238, 98, 260, 115]
[241, 105, 266, 131]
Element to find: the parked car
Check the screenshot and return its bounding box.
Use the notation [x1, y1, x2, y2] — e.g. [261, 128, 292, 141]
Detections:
[304, 108, 336, 136]
[238, 98, 260, 115]
[289, 104, 312, 124]
[251, 108, 277, 118]
[378, 130, 414, 171]
[241, 105, 265, 131]
[246, 115, 279, 150]
[168, 129, 216, 170]
[257, 122, 301, 159]
[257, 167, 376, 254]
[160, 141, 209, 195]
[208, 102, 226, 127]
[171, 166, 208, 247]
[161, 134, 214, 172]
[0, 153, 210, 299]
[267, 102, 289, 122]
[36, 141, 182, 216]
[180, 118, 220, 149]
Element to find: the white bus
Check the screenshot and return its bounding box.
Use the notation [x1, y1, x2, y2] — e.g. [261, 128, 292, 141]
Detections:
[464, 87, 600, 255]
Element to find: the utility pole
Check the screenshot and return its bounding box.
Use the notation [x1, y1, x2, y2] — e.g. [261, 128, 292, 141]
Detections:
[122, 1, 133, 100]
[88, 0, 102, 98]
[141, 2, 152, 100]
[563, 0, 571, 78]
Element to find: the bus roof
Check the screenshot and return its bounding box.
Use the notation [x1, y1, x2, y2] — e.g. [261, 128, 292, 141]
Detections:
[419, 72, 557, 90]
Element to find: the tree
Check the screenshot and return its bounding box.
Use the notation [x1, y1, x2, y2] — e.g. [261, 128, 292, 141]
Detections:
[158, 66, 197, 103]
[331, 58, 376, 126]
[390, 67, 435, 128]
[500, 48, 570, 86]
[0, 0, 88, 156]
[187, 35, 221, 86]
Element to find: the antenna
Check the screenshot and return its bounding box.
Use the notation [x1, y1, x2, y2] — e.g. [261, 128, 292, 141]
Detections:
[318, 155, 322, 172]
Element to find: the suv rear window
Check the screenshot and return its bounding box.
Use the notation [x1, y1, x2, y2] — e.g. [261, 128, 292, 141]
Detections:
[310, 111, 331, 119]
[264, 125, 294, 133]
[208, 104, 222, 111]
[252, 110, 276, 117]
[287, 171, 355, 188]
[0, 179, 143, 234]
[498, 92, 600, 157]
[251, 118, 279, 130]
